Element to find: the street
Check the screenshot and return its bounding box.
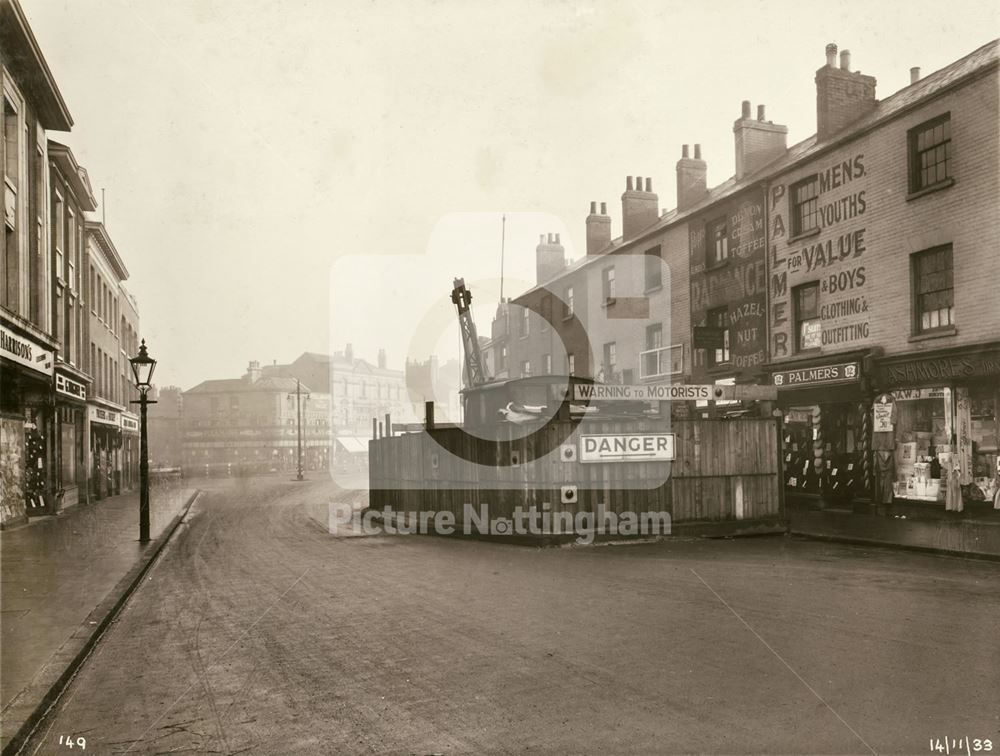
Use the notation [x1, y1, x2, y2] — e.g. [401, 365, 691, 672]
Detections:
[25, 474, 1000, 755]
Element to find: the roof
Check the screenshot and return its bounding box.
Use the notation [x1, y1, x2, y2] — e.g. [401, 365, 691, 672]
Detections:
[0, 0, 73, 130]
[85, 221, 129, 281]
[48, 141, 97, 210]
[184, 376, 311, 394]
[514, 38, 999, 303]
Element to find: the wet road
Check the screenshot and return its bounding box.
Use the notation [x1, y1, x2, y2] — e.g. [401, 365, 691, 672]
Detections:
[25, 475, 1000, 755]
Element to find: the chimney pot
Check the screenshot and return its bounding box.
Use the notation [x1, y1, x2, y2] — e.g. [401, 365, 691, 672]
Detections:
[840, 49, 851, 71]
[645, 177, 652, 192]
[682, 144, 689, 158]
[741, 100, 751, 119]
[910, 66, 921, 84]
[590, 200, 597, 214]
[694, 143, 702, 160]
[600, 202, 607, 214]
[757, 104, 766, 121]
[826, 43, 838, 67]
[555, 233, 560, 243]
[626, 176, 634, 191]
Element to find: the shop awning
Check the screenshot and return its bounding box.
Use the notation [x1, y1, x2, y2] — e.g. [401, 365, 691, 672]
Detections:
[336, 437, 370, 454]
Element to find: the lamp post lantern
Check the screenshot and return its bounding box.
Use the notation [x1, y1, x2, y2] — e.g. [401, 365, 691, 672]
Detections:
[129, 339, 157, 542]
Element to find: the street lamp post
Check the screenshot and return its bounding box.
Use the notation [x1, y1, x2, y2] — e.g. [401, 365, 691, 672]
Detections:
[129, 340, 157, 542]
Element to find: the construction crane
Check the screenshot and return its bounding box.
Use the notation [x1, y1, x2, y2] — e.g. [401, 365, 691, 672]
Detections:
[451, 277, 489, 388]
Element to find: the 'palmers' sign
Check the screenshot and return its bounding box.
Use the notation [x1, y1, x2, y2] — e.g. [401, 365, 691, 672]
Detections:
[580, 434, 676, 463]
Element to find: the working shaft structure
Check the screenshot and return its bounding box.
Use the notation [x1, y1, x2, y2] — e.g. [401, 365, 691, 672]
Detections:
[451, 277, 488, 388]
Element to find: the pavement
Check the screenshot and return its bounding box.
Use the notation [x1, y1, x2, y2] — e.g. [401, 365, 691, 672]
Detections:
[13, 474, 1000, 755]
[0, 482, 198, 754]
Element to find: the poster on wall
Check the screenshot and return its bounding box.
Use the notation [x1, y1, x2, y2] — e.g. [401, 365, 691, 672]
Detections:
[873, 396, 895, 432]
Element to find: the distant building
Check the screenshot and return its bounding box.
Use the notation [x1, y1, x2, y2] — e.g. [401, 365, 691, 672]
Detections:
[405, 355, 462, 424]
[182, 362, 330, 472]
[147, 385, 182, 468]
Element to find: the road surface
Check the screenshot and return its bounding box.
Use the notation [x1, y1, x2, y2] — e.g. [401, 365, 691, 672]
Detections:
[25, 474, 1000, 754]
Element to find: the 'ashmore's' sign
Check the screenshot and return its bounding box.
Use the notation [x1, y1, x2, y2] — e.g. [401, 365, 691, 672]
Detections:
[580, 433, 676, 463]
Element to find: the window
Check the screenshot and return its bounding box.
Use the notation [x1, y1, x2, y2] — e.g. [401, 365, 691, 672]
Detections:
[567, 353, 575, 376]
[793, 282, 821, 351]
[521, 360, 532, 377]
[564, 286, 574, 318]
[543, 354, 552, 374]
[908, 114, 951, 193]
[602, 267, 616, 303]
[67, 209, 76, 290]
[3, 96, 18, 190]
[645, 245, 662, 290]
[602, 342, 617, 380]
[643, 323, 663, 377]
[913, 245, 954, 333]
[53, 191, 65, 280]
[707, 307, 731, 366]
[498, 345, 507, 370]
[706, 218, 729, 265]
[790, 175, 819, 236]
[520, 307, 529, 337]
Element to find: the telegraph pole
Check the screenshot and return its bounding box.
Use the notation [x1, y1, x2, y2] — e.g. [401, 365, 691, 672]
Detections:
[296, 379, 304, 481]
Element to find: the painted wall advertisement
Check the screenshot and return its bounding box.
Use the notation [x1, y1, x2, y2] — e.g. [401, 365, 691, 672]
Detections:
[689, 192, 767, 378]
[768, 153, 871, 360]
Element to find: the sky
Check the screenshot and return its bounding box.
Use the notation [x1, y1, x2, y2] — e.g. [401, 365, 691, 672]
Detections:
[22, 0, 999, 390]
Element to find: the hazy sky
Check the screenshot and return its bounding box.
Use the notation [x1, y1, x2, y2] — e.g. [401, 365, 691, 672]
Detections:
[23, 0, 998, 390]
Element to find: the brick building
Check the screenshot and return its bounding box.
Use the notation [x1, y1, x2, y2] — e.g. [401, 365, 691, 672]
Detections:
[497, 38, 999, 509]
[1, 0, 145, 526]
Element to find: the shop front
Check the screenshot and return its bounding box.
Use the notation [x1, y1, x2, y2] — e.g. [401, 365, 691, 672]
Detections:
[875, 343, 1000, 511]
[768, 351, 875, 509]
[1, 321, 57, 525]
[88, 402, 122, 500]
[120, 411, 139, 492]
[55, 367, 89, 509]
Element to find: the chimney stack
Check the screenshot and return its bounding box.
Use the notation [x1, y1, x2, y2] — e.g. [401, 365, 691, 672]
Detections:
[815, 42, 877, 141]
[734, 102, 788, 180]
[676, 143, 707, 211]
[586, 201, 612, 255]
[910, 66, 921, 84]
[345, 343, 353, 362]
[378, 348, 387, 369]
[536, 231, 567, 283]
[621, 175, 659, 241]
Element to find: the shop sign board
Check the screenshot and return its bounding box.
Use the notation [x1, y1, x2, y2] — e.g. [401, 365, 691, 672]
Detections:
[580, 433, 675, 463]
[121, 412, 139, 432]
[55, 372, 87, 401]
[573, 384, 777, 402]
[1, 324, 54, 376]
[89, 406, 120, 426]
[878, 348, 1000, 387]
[771, 361, 859, 387]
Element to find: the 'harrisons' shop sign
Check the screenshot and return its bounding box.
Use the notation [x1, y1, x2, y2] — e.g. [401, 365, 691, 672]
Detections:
[769, 153, 870, 360]
[689, 192, 768, 375]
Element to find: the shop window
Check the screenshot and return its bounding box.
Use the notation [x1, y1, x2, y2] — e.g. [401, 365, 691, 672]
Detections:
[908, 113, 951, 193]
[912, 245, 954, 333]
[706, 307, 730, 367]
[793, 282, 821, 351]
[790, 175, 819, 236]
[602, 267, 616, 304]
[782, 403, 863, 498]
[645, 245, 662, 290]
[706, 218, 728, 266]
